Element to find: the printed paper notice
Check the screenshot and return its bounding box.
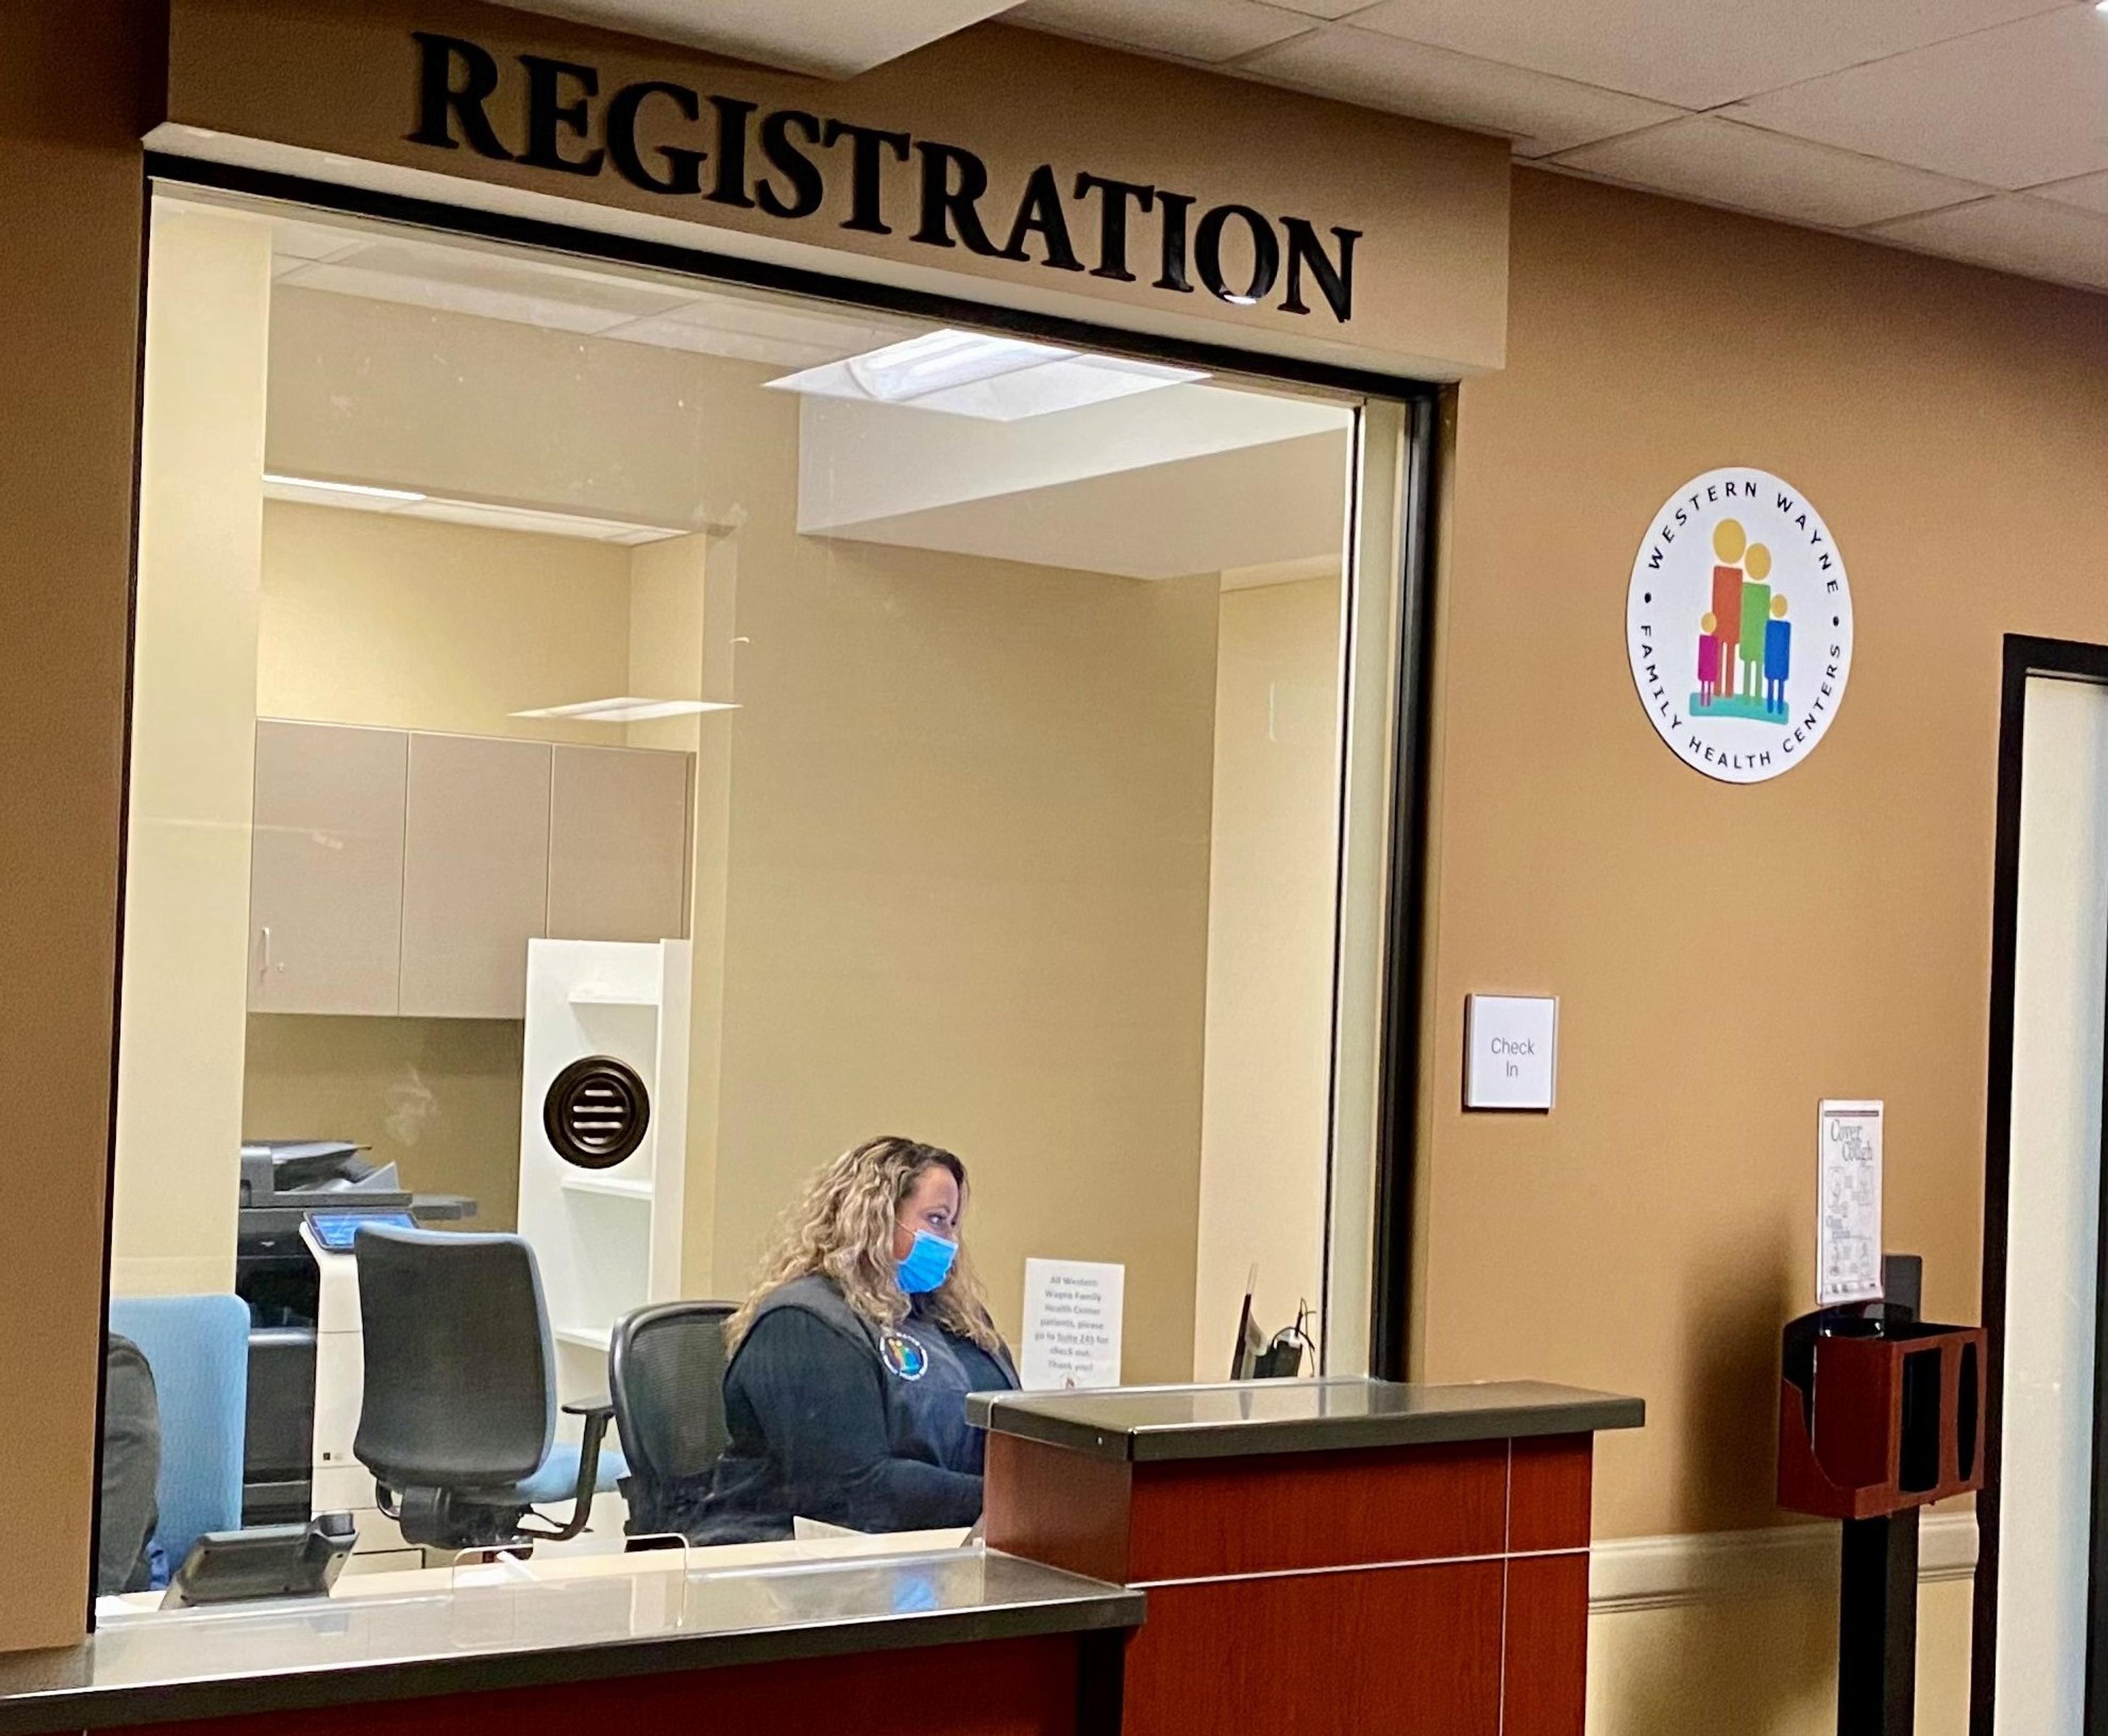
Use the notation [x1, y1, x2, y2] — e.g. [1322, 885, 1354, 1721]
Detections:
[1817, 1100, 1883, 1307]
[1021, 1259, 1124, 1390]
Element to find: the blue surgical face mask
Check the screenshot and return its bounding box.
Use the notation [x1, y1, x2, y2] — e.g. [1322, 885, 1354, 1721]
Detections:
[896, 1229, 958, 1295]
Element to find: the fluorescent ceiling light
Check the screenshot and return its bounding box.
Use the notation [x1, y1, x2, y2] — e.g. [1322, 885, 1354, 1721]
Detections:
[511, 696, 740, 722]
[846, 329, 1068, 401]
[264, 473, 425, 502]
[262, 475, 683, 545]
[767, 329, 1206, 421]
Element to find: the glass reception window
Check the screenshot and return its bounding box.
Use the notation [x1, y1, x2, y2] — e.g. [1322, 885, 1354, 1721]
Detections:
[103, 186, 1410, 1602]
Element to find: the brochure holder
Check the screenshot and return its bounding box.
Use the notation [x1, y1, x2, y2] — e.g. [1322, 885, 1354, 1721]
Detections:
[1778, 1269, 1984, 1736]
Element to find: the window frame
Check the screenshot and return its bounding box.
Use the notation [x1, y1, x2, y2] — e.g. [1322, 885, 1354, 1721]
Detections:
[101, 160, 1444, 1611]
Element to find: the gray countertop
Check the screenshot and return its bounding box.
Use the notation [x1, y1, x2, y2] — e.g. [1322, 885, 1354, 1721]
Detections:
[969, 1377, 1645, 1461]
[0, 1549, 1141, 1734]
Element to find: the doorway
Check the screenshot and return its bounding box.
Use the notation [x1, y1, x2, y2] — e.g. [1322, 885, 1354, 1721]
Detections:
[1976, 637, 2108, 1735]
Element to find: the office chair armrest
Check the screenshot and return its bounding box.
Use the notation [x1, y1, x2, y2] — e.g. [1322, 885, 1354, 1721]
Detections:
[522, 1403, 616, 1545]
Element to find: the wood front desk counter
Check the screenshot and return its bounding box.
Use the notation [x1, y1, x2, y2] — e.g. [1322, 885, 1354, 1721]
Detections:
[973, 1377, 1645, 1736]
[0, 1545, 1138, 1736]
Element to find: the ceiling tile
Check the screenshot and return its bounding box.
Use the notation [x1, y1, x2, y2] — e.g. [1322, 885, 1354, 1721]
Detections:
[1344, 0, 2059, 110]
[279, 262, 685, 335]
[1553, 117, 1993, 230]
[1239, 25, 1685, 157]
[2032, 170, 2108, 217]
[1258, 0, 1376, 15]
[307, 241, 690, 316]
[1869, 193, 2108, 290]
[269, 220, 369, 264]
[1726, 7, 2108, 190]
[1009, 0, 1314, 62]
[626, 289, 914, 346]
[489, 0, 1014, 76]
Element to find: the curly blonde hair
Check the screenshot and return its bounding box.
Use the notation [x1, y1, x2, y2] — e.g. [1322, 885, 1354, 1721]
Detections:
[725, 1135, 1005, 1357]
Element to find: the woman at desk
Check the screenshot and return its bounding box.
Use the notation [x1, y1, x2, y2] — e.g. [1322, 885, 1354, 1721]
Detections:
[693, 1135, 1018, 1542]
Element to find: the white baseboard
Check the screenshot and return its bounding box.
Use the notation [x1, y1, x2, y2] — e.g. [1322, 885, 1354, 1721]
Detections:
[1589, 1512, 1977, 1614]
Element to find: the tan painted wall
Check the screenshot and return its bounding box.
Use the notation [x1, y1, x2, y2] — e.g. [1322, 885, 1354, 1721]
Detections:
[704, 534, 1223, 1380]
[623, 533, 732, 1292]
[266, 285, 728, 531]
[1422, 168, 2108, 1729]
[256, 500, 635, 743]
[0, 0, 153, 1654]
[618, 358, 1225, 1380]
[109, 208, 272, 1298]
[1589, 1573, 1970, 1736]
[1193, 575, 1341, 1369]
[242, 1016, 524, 1229]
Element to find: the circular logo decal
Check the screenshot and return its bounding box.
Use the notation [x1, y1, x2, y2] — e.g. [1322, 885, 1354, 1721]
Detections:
[881, 1331, 929, 1381]
[1626, 469, 1853, 783]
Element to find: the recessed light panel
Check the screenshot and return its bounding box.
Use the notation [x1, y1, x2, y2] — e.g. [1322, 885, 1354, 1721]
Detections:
[768, 329, 1207, 421]
[511, 697, 739, 723]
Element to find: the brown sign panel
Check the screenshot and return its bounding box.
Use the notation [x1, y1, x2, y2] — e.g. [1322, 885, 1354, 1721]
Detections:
[162, 0, 1510, 375]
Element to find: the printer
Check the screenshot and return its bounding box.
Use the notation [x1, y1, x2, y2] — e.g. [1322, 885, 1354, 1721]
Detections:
[236, 1140, 472, 1526]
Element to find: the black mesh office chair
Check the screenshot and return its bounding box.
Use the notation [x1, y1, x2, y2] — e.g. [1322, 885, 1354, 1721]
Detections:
[354, 1225, 625, 1549]
[608, 1301, 736, 1537]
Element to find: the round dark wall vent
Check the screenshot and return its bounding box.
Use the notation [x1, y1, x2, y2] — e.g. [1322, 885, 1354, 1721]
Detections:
[543, 1055, 651, 1170]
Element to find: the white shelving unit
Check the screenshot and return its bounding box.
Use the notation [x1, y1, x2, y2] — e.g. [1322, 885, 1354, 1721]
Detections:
[516, 938, 691, 1409]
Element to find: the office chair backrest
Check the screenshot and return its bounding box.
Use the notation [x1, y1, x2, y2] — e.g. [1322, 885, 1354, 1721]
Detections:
[609, 1301, 735, 1506]
[352, 1225, 554, 1490]
[106, 1294, 248, 1571]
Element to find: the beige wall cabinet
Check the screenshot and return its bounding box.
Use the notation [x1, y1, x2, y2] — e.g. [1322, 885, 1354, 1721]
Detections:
[547, 743, 691, 947]
[249, 721, 688, 1018]
[400, 733, 553, 1020]
[249, 720, 408, 1015]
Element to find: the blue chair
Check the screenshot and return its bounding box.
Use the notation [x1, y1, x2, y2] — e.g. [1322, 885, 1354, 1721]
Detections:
[106, 1294, 249, 1579]
[352, 1225, 625, 1549]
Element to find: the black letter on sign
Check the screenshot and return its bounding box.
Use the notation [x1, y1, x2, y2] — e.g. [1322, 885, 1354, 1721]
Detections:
[706, 96, 757, 209]
[1154, 191, 1196, 294]
[408, 32, 513, 159]
[756, 110, 826, 220]
[912, 142, 1001, 255]
[606, 81, 705, 195]
[519, 55, 603, 176]
[822, 120, 911, 234]
[1195, 204, 1279, 305]
[1280, 217, 1359, 321]
[1073, 173, 1154, 282]
[1000, 164, 1085, 271]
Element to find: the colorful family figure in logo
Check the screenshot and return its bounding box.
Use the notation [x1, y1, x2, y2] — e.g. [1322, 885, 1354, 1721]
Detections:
[1694, 518, 1791, 721]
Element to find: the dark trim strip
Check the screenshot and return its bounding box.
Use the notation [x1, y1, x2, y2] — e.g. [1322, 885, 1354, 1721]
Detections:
[85, 159, 158, 1638]
[1074, 1626, 1128, 1736]
[143, 153, 1442, 410]
[1972, 634, 2108, 1736]
[1369, 391, 1441, 1380]
[2092, 889, 2108, 1736]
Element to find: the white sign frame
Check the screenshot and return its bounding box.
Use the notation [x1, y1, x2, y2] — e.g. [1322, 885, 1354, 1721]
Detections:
[1626, 467, 1854, 785]
[1817, 1099, 1884, 1307]
[1019, 1258, 1125, 1390]
[1464, 994, 1558, 1111]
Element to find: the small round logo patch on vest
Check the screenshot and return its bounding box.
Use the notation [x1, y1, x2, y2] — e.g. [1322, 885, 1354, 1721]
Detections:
[882, 1331, 929, 1381]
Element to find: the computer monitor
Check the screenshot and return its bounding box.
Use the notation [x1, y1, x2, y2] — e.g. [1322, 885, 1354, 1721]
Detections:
[1229, 1274, 1266, 1380]
[1230, 1266, 1312, 1381]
